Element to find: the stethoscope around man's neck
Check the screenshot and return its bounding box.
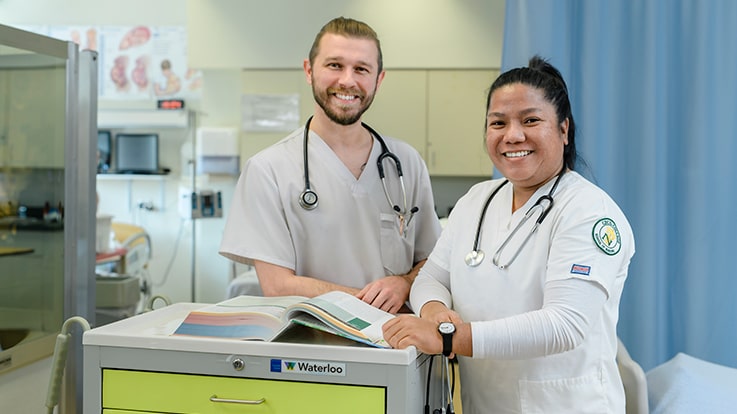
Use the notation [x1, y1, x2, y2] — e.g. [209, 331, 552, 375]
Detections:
[465, 166, 566, 269]
[298, 116, 418, 229]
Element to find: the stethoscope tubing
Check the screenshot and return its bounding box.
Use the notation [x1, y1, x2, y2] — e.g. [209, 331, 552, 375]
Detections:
[467, 167, 566, 268]
[299, 116, 415, 219]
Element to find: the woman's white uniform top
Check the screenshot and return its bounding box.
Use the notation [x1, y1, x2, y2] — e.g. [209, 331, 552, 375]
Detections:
[411, 171, 635, 414]
[220, 126, 441, 288]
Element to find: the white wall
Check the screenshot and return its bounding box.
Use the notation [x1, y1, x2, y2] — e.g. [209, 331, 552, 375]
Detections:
[0, 0, 186, 25]
[187, 0, 504, 69]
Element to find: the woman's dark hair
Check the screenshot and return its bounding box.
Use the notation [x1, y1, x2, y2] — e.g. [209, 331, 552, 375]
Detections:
[486, 55, 578, 171]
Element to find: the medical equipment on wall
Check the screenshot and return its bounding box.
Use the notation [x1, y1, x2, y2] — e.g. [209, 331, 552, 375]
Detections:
[298, 116, 419, 233]
[178, 187, 223, 219]
[465, 168, 566, 268]
[194, 127, 240, 176]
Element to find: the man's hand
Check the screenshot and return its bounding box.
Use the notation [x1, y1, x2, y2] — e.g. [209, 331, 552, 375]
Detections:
[356, 275, 411, 314]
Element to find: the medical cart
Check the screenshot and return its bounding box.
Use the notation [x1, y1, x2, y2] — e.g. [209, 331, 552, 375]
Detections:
[83, 303, 438, 413]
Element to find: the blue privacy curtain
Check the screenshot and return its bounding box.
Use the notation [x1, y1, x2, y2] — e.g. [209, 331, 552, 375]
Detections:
[501, 0, 737, 371]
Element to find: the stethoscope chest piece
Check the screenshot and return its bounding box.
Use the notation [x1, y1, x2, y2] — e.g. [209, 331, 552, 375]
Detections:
[299, 189, 318, 210]
[465, 249, 485, 267]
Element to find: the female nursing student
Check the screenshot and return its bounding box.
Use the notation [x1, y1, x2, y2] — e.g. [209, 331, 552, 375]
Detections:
[383, 56, 635, 413]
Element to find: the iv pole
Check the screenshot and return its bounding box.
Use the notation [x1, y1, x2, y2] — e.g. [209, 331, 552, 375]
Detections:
[188, 110, 198, 302]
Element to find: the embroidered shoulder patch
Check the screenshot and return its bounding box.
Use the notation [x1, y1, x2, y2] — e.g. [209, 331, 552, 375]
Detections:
[592, 218, 621, 255]
[571, 264, 591, 276]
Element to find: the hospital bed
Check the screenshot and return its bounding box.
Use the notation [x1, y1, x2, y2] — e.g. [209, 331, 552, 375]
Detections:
[618, 338, 649, 414]
[95, 222, 152, 324]
[226, 262, 262, 298]
[646, 351, 737, 414]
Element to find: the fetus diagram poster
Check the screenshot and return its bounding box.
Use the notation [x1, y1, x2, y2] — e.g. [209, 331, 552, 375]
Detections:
[35, 25, 202, 101]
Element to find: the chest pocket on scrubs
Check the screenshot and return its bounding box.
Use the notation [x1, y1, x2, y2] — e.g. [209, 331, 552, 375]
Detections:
[519, 371, 606, 413]
[379, 213, 413, 275]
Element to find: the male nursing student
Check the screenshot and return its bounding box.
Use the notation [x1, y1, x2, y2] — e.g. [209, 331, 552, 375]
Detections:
[219, 17, 441, 314]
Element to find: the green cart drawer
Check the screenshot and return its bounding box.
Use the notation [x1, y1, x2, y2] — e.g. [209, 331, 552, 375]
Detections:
[102, 369, 386, 413]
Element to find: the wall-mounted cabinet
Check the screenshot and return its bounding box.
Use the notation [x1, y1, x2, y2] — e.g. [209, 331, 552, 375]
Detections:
[239, 69, 497, 177]
[426, 70, 497, 176]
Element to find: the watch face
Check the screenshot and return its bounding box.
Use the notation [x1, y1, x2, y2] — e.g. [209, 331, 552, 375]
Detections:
[438, 322, 455, 334]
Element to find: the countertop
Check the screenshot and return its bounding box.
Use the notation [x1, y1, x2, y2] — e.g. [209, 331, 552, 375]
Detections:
[0, 217, 63, 232]
[0, 247, 34, 257]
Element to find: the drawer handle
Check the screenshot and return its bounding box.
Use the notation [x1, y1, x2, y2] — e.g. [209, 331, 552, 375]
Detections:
[210, 395, 266, 405]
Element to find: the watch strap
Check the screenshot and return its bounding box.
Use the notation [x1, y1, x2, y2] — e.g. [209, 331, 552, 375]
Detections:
[442, 332, 452, 357]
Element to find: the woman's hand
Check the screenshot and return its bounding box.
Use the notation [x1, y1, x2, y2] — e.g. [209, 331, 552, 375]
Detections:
[382, 314, 444, 355]
[419, 301, 463, 325]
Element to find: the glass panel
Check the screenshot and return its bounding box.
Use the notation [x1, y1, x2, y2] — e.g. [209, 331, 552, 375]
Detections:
[0, 39, 66, 371]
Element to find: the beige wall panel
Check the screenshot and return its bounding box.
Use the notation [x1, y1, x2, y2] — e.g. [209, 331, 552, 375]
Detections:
[361, 70, 428, 159]
[427, 70, 498, 176]
[238, 69, 501, 178]
[239, 69, 429, 164]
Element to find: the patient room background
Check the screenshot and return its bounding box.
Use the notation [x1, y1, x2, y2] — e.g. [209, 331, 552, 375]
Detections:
[2, 1, 737, 412]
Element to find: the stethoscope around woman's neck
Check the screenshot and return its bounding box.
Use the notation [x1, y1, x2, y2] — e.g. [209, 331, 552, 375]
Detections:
[465, 166, 567, 269]
[298, 116, 418, 231]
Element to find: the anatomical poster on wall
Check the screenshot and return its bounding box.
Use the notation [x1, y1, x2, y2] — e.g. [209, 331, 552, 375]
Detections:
[100, 25, 155, 100]
[98, 26, 202, 100]
[48, 25, 99, 52]
[17, 24, 202, 102]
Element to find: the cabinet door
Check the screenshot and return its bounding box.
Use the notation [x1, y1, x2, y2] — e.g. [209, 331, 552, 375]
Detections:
[427, 70, 498, 176]
[237, 68, 498, 177]
[362, 70, 428, 159]
[103, 369, 386, 414]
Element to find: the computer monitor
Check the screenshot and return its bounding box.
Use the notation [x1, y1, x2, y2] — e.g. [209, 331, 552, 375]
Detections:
[114, 133, 160, 174]
[97, 130, 112, 173]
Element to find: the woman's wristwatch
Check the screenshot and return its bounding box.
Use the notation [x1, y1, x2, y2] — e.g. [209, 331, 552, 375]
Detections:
[438, 322, 456, 357]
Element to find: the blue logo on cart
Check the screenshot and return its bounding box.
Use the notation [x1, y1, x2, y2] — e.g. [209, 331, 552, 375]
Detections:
[270, 359, 282, 372]
[270, 358, 346, 376]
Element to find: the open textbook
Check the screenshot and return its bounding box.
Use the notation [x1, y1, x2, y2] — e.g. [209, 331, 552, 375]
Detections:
[173, 291, 395, 348]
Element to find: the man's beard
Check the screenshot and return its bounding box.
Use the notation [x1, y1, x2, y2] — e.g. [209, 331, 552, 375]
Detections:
[312, 84, 376, 126]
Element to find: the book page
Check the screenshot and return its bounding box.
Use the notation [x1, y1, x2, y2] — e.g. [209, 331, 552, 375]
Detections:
[215, 295, 307, 317]
[172, 295, 306, 340]
[284, 291, 395, 348]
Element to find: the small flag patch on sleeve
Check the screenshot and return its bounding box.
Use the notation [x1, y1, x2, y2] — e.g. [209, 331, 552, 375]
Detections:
[571, 264, 591, 276]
